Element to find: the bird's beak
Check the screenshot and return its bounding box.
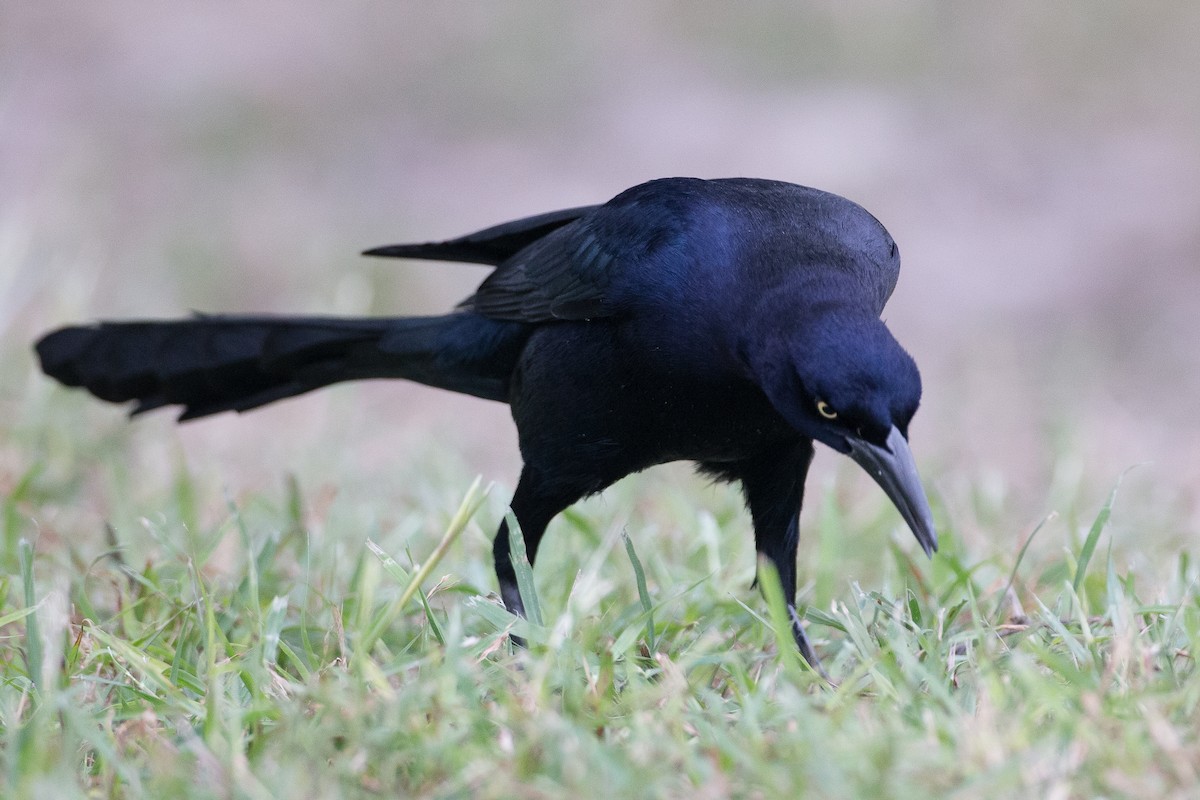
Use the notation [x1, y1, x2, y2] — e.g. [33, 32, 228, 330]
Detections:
[846, 426, 937, 557]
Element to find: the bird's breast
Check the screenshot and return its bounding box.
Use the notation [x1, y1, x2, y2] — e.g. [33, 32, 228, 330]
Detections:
[511, 321, 797, 467]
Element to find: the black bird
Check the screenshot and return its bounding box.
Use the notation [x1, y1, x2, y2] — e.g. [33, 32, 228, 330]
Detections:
[35, 177, 936, 672]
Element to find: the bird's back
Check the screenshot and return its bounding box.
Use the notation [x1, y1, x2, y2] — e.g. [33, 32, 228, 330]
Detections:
[461, 177, 903, 328]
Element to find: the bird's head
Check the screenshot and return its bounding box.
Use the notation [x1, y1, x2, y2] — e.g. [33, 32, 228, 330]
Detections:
[743, 307, 937, 557]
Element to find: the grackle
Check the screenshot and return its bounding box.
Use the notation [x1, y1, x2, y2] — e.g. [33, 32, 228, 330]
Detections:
[35, 177, 936, 673]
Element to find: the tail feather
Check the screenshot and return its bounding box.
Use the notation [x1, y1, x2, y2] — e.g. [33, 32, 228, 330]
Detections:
[35, 313, 527, 420]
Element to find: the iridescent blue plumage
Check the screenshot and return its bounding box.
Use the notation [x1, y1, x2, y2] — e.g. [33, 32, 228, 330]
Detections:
[36, 177, 935, 675]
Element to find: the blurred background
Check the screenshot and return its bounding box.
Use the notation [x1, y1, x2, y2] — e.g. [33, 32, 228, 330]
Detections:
[2, 2, 1197, 572]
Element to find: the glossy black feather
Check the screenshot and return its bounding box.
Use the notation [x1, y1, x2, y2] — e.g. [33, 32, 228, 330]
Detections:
[34, 177, 931, 675]
[362, 205, 596, 265]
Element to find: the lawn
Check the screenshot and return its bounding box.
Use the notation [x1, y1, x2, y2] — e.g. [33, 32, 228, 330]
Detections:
[2, 373, 1197, 799]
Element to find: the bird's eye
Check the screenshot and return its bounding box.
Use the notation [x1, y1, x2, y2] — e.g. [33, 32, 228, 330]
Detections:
[816, 400, 838, 419]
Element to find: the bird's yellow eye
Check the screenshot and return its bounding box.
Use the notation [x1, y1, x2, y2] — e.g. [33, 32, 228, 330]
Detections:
[816, 400, 838, 419]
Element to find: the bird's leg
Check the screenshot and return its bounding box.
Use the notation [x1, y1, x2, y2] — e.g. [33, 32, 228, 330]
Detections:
[767, 520, 830, 680]
[738, 440, 830, 678]
[493, 513, 530, 618]
[492, 467, 590, 622]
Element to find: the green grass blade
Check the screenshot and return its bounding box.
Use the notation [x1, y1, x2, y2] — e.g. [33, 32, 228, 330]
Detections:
[4, 466, 40, 570]
[416, 585, 446, 646]
[993, 511, 1054, 621]
[0, 603, 39, 630]
[755, 556, 804, 676]
[396, 477, 489, 613]
[366, 538, 412, 586]
[505, 509, 542, 627]
[18, 538, 42, 693]
[359, 479, 488, 654]
[84, 624, 204, 714]
[193, 562, 223, 744]
[1073, 474, 1128, 594]
[622, 531, 657, 653]
[463, 595, 545, 644]
[262, 595, 288, 668]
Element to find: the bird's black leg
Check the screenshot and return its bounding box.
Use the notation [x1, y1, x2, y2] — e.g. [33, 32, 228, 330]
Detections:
[738, 439, 829, 677]
[493, 466, 594, 620]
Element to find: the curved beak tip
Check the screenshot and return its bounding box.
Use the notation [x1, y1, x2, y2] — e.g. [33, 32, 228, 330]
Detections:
[847, 426, 937, 560]
[362, 244, 408, 258]
[919, 527, 938, 559]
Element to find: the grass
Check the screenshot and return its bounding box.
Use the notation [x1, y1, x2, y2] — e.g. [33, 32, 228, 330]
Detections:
[1, 388, 1198, 799]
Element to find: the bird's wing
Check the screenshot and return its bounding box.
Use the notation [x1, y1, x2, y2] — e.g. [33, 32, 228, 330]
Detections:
[364, 177, 902, 322]
[361, 180, 702, 322]
[362, 205, 598, 266]
[462, 183, 698, 322]
[462, 224, 620, 321]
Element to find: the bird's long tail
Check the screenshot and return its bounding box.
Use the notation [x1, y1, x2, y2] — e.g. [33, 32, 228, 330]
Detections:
[35, 312, 528, 420]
